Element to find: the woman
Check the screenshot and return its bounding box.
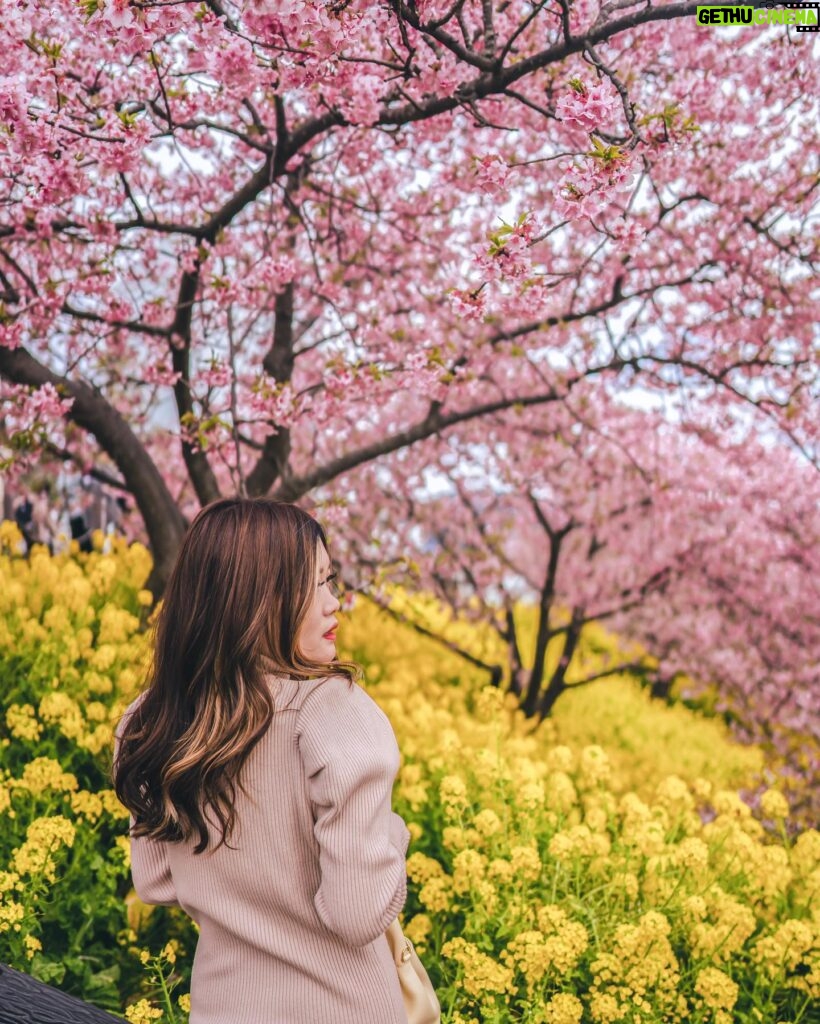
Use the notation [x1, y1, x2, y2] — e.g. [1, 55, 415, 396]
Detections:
[113, 498, 411, 1024]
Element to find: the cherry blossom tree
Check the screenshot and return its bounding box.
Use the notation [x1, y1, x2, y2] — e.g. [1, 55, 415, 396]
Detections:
[0, 0, 817, 594]
[341, 394, 820, 819]
[340, 394, 817, 716]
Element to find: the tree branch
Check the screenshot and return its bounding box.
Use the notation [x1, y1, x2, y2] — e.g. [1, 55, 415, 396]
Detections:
[0, 345, 185, 593]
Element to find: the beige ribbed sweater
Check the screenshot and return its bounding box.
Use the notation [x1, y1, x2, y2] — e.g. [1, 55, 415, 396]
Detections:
[116, 674, 411, 1024]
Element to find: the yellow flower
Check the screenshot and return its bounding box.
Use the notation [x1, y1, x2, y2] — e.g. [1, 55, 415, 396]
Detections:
[0, 901, 25, 933]
[683, 887, 756, 962]
[473, 878, 499, 916]
[452, 849, 487, 893]
[509, 843, 542, 881]
[80, 723, 114, 755]
[0, 520, 24, 549]
[671, 836, 709, 872]
[579, 745, 611, 786]
[712, 790, 752, 819]
[502, 909, 589, 988]
[406, 852, 446, 885]
[177, 993, 191, 1013]
[70, 790, 104, 822]
[23, 934, 42, 960]
[488, 858, 514, 884]
[588, 991, 622, 1024]
[792, 830, 820, 877]
[124, 998, 163, 1023]
[419, 876, 451, 913]
[753, 920, 814, 978]
[611, 871, 639, 900]
[0, 870, 21, 893]
[5, 703, 42, 742]
[38, 692, 84, 742]
[473, 685, 505, 723]
[442, 826, 468, 851]
[654, 775, 695, 815]
[760, 788, 789, 821]
[84, 670, 114, 696]
[472, 808, 502, 837]
[17, 757, 78, 795]
[589, 912, 679, 1019]
[439, 774, 469, 814]
[519, 780, 545, 810]
[99, 789, 131, 819]
[400, 783, 429, 811]
[404, 914, 433, 948]
[89, 643, 118, 672]
[584, 805, 608, 832]
[694, 966, 739, 1012]
[84, 701, 109, 723]
[12, 816, 76, 883]
[97, 605, 140, 645]
[546, 746, 574, 773]
[441, 936, 515, 997]
[471, 747, 506, 788]
[501, 930, 552, 987]
[535, 905, 589, 972]
[549, 825, 610, 862]
[114, 835, 131, 868]
[543, 992, 583, 1024]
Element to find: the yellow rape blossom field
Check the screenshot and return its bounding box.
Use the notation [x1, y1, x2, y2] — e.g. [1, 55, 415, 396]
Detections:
[0, 525, 817, 1024]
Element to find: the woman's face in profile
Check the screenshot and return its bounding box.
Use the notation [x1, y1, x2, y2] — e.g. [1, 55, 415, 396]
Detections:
[296, 540, 341, 663]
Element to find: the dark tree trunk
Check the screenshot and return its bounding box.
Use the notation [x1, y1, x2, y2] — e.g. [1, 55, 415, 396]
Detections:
[536, 617, 583, 718]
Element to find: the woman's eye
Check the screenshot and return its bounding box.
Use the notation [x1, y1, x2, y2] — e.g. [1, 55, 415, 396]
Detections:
[321, 572, 341, 595]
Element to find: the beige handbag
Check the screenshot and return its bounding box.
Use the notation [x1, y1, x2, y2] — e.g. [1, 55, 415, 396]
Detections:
[385, 917, 441, 1024]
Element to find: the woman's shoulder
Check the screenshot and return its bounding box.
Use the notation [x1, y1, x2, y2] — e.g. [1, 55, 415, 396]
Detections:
[292, 673, 390, 728]
[290, 672, 361, 711]
[294, 674, 400, 767]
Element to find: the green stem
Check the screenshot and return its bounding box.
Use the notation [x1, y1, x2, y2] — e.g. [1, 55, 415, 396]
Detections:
[153, 957, 177, 1023]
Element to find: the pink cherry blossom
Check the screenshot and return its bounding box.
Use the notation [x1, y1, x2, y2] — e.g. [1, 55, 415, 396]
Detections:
[555, 78, 621, 133]
[472, 154, 511, 197]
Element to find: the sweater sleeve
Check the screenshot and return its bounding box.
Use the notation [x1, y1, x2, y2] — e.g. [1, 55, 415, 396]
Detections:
[297, 676, 409, 947]
[113, 703, 180, 908]
[128, 816, 180, 907]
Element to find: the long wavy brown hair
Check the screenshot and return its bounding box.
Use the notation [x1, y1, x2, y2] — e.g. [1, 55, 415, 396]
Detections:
[112, 498, 361, 853]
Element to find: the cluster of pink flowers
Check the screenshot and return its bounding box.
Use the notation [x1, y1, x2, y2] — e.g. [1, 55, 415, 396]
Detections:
[142, 362, 182, 388]
[334, 72, 385, 127]
[199, 360, 234, 392]
[473, 216, 537, 283]
[554, 151, 637, 220]
[242, 379, 302, 432]
[555, 77, 621, 132]
[609, 218, 647, 255]
[449, 288, 487, 322]
[1, 381, 74, 448]
[472, 154, 511, 197]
